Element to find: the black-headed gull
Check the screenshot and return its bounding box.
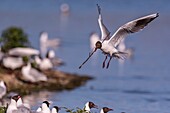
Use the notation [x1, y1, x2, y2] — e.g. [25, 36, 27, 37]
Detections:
[100, 107, 113, 113]
[51, 106, 60, 113]
[21, 63, 47, 83]
[84, 101, 98, 113]
[40, 101, 51, 113]
[79, 4, 158, 69]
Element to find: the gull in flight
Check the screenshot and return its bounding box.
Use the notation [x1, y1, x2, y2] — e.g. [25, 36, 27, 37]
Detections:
[40, 32, 60, 57]
[79, 4, 159, 69]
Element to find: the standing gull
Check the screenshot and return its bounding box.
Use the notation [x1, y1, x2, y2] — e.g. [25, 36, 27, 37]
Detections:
[51, 106, 60, 113]
[84, 101, 98, 113]
[6, 95, 19, 113]
[21, 63, 47, 83]
[79, 4, 159, 69]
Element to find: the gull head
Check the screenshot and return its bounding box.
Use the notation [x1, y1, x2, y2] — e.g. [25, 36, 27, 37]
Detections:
[85, 101, 98, 112]
[101, 107, 113, 113]
[95, 41, 102, 49]
[52, 106, 60, 113]
[42, 101, 50, 107]
[12, 95, 21, 102]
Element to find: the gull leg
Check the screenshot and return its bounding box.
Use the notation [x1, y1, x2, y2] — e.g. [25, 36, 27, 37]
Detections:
[102, 55, 107, 68]
[106, 56, 113, 69]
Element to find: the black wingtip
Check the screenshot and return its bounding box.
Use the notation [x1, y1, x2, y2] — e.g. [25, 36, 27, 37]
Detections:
[156, 13, 159, 17]
[96, 4, 101, 14]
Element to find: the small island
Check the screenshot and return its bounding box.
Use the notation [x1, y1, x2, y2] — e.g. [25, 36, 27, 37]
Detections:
[0, 27, 93, 96]
[0, 66, 93, 95]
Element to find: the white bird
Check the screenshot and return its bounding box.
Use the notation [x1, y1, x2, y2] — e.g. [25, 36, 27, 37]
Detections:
[60, 3, 70, 15]
[6, 95, 20, 113]
[21, 63, 48, 83]
[79, 4, 159, 69]
[40, 32, 60, 57]
[0, 81, 7, 99]
[35, 50, 64, 70]
[100, 107, 113, 113]
[84, 101, 98, 113]
[35, 55, 53, 70]
[90, 32, 100, 50]
[17, 96, 30, 109]
[2, 56, 24, 70]
[36, 106, 42, 112]
[8, 47, 39, 57]
[41, 101, 51, 113]
[51, 106, 60, 113]
[15, 96, 32, 113]
[46, 50, 64, 67]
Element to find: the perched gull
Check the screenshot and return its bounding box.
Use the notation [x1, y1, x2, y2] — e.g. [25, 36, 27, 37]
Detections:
[51, 106, 60, 113]
[84, 101, 98, 113]
[100, 107, 113, 113]
[2, 56, 24, 70]
[35, 50, 64, 70]
[36, 106, 42, 112]
[40, 32, 60, 57]
[0, 81, 7, 99]
[21, 63, 48, 83]
[39, 101, 51, 113]
[16, 95, 32, 113]
[7, 95, 32, 113]
[46, 50, 64, 67]
[79, 4, 159, 69]
[8, 47, 39, 57]
[35, 55, 53, 70]
[6, 95, 19, 113]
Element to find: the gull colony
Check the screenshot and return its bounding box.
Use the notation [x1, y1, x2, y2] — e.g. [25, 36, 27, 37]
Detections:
[0, 32, 64, 83]
[0, 4, 159, 113]
[79, 4, 159, 69]
[5, 95, 114, 113]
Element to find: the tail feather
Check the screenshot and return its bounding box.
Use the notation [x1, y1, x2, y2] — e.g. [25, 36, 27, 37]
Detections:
[114, 51, 128, 60]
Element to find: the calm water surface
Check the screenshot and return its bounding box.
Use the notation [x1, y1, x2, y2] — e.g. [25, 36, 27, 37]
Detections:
[0, 0, 170, 113]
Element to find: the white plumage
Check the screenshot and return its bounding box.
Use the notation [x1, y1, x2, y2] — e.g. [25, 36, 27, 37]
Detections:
[21, 63, 47, 83]
[79, 4, 158, 69]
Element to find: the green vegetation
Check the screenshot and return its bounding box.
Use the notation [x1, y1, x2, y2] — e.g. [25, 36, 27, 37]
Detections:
[63, 107, 86, 113]
[0, 26, 30, 52]
[0, 107, 6, 113]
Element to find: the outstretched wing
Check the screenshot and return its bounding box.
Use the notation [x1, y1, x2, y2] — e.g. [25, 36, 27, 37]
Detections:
[109, 13, 159, 47]
[97, 4, 110, 41]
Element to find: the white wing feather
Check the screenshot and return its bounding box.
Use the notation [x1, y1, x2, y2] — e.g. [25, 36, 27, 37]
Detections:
[109, 13, 159, 47]
[97, 4, 110, 41]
